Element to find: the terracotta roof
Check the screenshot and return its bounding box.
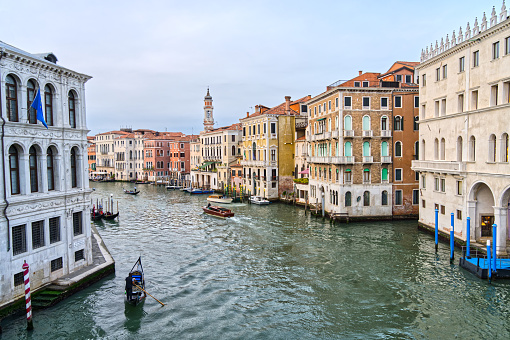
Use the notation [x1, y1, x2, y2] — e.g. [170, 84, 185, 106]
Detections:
[97, 130, 130, 136]
[337, 72, 381, 88]
[241, 96, 310, 120]
[295, 136, 306, 141]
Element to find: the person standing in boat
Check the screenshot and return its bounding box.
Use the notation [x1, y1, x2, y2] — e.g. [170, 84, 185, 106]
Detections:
[125, 273, 134, 301]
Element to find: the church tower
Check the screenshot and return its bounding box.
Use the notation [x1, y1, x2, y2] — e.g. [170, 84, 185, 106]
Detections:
[203, 88, 214, 131]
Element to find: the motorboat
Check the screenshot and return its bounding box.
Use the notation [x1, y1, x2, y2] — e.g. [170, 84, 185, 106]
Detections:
[202, 205, 234, 218]
[250, 196, 270, 205]
[207, 195, 233, 204]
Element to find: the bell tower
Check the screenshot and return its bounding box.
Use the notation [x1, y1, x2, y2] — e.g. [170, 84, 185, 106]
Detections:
[203, 88, 214, 131]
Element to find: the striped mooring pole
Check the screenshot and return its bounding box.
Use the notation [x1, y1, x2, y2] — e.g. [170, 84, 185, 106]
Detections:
[23, 261, 33, 330]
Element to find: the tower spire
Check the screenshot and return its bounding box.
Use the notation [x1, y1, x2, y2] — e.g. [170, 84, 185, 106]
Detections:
[203, 88, 214, 131]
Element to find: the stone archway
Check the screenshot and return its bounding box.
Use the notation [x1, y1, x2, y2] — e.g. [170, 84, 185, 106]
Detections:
[468, 181, 495, 241]
[499, 186, 510, 242]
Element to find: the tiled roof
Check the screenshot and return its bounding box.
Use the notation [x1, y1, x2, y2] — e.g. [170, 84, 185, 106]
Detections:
[97, 130, 130, 136]
[241, 96, 310, 120]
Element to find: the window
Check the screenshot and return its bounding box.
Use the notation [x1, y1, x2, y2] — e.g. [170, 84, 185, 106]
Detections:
[345, 192, 351, 206]
[413, 190, 419, 205]
[6, 75, 18, 122]
[32, 220, 45, 249]
[362, 97, 370, 109]
[471, 90, 478, 110]
[29, 146, 38, 192]
[73, 211, 82, 236]
[381, 168, 388, 181]
[75, 249, 84, 262]
[489, 134, 497, 162]
[395, 190, 403, 205]
[456, 180, 463, 195]
[69, 92, 76, 128]
[394, 116, 403, 131]
[473, 50, 479, 67]
[394, 96, 402, 108]
[344, 170, 352, 183]
[328, 100, 331, 110]
[354, 81, 360, 87]
[441, 98, 446, 116]
[414, 96, 419, 108]
[436, 68, 440, 81]
[362, 116, 370, 131]
[442, 65, 447, 78]
[381, 116, 388, 131]
[422, 200, 426, 208]
[50, 217, 60, 243]
[414, 116, 419, 131]
[441, 205, 445, 215]
[458, 93, 464, 112]
[344, 96, 352, 108]
[51, 258, 63, 272]
[457, 210, 462, 220]
[469, 135, 476, 161]
[395, 142, 402, 157]
[270, 123, 276, 134]
[363, 191, 370, 206]
[43, 85, 54, 126]
[362, 81, 369, 87]
[344, 115, 352, 130]
[396, 74, 402, 82]
[506, 36, 510, 55]
[27, 80, 37, 124]
[493, 41, 500, 59]
[363, 169, 370, 183]
[441, 178, 446, 192]
[405, 75, 412, 83]
[422, 175, 426, 189]
[381, 97, 388, 109]
[395, 168, 402, 181]
[12, 224, 27, 255]
[9, 145, 20, 195]
[382, 191, 388, 205]
[491, 85, 499, 106]
[422, 74, 426, 86]
[71, 148, 77, 188]
[14, 272, 24, 286]
[459, 56, 465, 72]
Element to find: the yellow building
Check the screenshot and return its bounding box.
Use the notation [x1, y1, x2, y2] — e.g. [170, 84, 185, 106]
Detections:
[240, 96, 310, 200]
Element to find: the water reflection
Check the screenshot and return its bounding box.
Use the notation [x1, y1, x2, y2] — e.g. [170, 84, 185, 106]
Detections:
[124, 301, 146, 333]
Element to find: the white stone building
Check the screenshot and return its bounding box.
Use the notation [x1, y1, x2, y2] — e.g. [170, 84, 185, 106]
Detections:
[113, 130, 148, 181]
[94, 130, 128, 179]
[0, 41, 93, 305]
[413, 2, 510, 253]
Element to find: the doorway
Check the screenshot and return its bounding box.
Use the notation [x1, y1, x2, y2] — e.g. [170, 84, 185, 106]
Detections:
[481, 215, 494, 237]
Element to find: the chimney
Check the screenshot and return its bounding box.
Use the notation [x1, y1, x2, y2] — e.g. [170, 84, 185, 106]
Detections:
[246, 112, 249, 117]
[359, 70, 363, 76]
[285, 96, 291, 114]
[255, 105, 260, 113]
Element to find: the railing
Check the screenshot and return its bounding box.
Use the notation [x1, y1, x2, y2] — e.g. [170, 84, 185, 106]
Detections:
[362, 156, 373, 163]
[381, 156, 392, 163]
[310, 156, 331, 164]
[362, 130, 373, 137]
[340, 156, 354, 163]
[411, 160, 466, 173]
[270, 133, 277, 139]
[381, 130, 392, 137]
[331, 130, 339, 139]
[344, 130, 354, 137]
[325, 131, 332, 139]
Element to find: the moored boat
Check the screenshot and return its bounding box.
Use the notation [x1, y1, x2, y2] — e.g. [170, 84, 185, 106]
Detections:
[125, 257, 146, 305]
[207, 194, 233, 204]
[190, 188, 214, 194]
[202, 205, 234, 218]
[124, 188, 140, 195]
[250, 196, 270, 205]
[103, 212, 119, 220]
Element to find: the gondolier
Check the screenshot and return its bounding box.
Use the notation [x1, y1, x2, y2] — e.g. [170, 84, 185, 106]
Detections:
[125, 273, 134, 301]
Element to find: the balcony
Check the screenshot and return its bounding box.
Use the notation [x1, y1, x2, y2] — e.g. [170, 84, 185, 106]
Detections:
[381, 156, 392, 163]
[362, 130, 373, 138]
[331, 130, 339, 139]
[344, 130, 354, 137]
[270, 133, 277, 139]
[240, 160, 265, 167]
[362, 156, 373, 163]
[325, 131, 332, 139]
[411, 160, 466, 174]
[381, 130, 392, 138]
[340, 156, 355, 163]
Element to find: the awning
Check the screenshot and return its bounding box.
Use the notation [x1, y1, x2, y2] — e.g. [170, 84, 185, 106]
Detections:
[199, 161, 214, 169]
[298, 169, 309, 174]
[317, 118, 326, 121]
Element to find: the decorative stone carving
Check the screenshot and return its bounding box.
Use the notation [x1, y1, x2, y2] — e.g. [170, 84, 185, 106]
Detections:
[465, 22, 471, 40]
[6, 199, 65, 215]
[458, 26, 463, 43]
[452, 30, 457, 46]
[440, 38, 445, 53]
[473, 17, 480, 35]
[491, 6, 498, 27]
[7, 127, 63, 138]
[446, 34, 450, 49]
[481, 12, 487, 31]
[435, 41, 439, 56]
[500, 0, 507, 22]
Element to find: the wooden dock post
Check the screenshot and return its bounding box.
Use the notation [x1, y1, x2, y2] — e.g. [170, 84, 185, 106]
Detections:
[22, 261, 33, 330]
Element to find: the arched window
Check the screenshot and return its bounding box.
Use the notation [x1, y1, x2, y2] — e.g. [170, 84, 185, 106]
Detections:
[6, 75, 18, 122]
[382, 190, 388, 205]
[457, 136, 463, 162]
[363, 191, 370, 206]
[434, 138, 439, 160]
[489, 134, 496, 162]
[69, 91, 76, 128]
[27, 80, 37, 124]
[502, 133, 509, 163]
[469, 136, 476, 161]
[9, 145, 20, 195]
[344, 115, 352, 130]
[395, 141, 402, 157]
[44, 85, 53, 126]
[381, 116, 388, 131]
[47, 148, 55, 191]
[29, 146, 38, 192]
[421, 139, 426, 160]
[344, 141, 352, 157]
[362, 116, 370, 130]
[414, 141, 419, 160]
[381, 141, 388, 157]
[232, 145, 236, 156]
[440, 138, 446, 160]
[394, 116, 403, 131]
[71, 148, 77, 188]
[252, 142, 256, 160]
[345, 191, 351, 207]
[381, 168, 388, 181]
[363, 141, 370, 156]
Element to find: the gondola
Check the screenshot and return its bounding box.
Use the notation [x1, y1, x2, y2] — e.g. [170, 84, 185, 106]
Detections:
[91, 212, 104, 221]
[103, 212, 119, 220]
[125, 257, 146, 305]
[124, 189, 140, 195]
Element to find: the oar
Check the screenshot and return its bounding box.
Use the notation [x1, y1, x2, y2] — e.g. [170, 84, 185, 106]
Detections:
[132, 282, 165, 306]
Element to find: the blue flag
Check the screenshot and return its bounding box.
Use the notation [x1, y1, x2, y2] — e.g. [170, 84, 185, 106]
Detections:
[30, 88, 48, 129]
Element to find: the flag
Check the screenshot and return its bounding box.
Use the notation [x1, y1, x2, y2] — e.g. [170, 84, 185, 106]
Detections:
[30, 88, 48, 129]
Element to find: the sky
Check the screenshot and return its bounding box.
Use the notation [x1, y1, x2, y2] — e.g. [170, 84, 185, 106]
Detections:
[0, 0, 497, 136]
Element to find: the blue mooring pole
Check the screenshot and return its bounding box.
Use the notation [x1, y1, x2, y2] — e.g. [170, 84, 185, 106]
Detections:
[450, 227, 454, 263]
[493, 224, 497, 276]
[435, 208, 439, 252]
[466, 217, 471, 258]
[487, 240, 492, 283]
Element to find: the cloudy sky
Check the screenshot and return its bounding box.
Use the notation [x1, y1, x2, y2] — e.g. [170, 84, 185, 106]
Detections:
[0, 0, 494, 135]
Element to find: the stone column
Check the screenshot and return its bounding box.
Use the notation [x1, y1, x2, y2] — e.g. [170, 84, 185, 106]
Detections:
[467, 200, 477, 240]
[493, 206, 508, 255]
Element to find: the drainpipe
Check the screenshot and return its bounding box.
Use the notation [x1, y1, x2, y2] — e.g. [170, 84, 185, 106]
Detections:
[0, 48, 11, 251]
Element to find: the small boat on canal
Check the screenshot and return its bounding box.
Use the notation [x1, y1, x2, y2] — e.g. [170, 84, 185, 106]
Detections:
[207, 194, 233, 204]
[190, 188, 214, 194]
[103, 212, 119, 220]
[126, 257, 146, 306]
[124, 188, 140, 195]
[91, 204, 104, 221]
[250, 196, 270, 205]
[203, 205, 234, 218]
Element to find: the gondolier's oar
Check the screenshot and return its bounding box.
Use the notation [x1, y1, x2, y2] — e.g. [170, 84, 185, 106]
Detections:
[132, 282, 165, 306]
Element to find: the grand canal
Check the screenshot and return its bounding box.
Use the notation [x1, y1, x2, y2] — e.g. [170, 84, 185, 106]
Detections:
[3, 182, 510, 339]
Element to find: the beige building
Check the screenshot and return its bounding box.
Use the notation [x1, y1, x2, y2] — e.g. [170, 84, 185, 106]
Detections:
[94, 130, 129, 179]
[413, 3, 510, 253]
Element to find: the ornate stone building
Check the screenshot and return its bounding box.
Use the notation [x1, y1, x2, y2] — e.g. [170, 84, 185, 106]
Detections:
[0, 41, 93, 305]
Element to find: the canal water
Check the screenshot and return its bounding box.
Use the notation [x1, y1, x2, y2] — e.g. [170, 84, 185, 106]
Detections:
[3, 182, 510, 339]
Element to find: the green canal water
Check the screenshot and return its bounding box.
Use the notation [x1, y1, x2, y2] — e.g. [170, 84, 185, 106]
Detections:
[3, 182, 510, 339]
